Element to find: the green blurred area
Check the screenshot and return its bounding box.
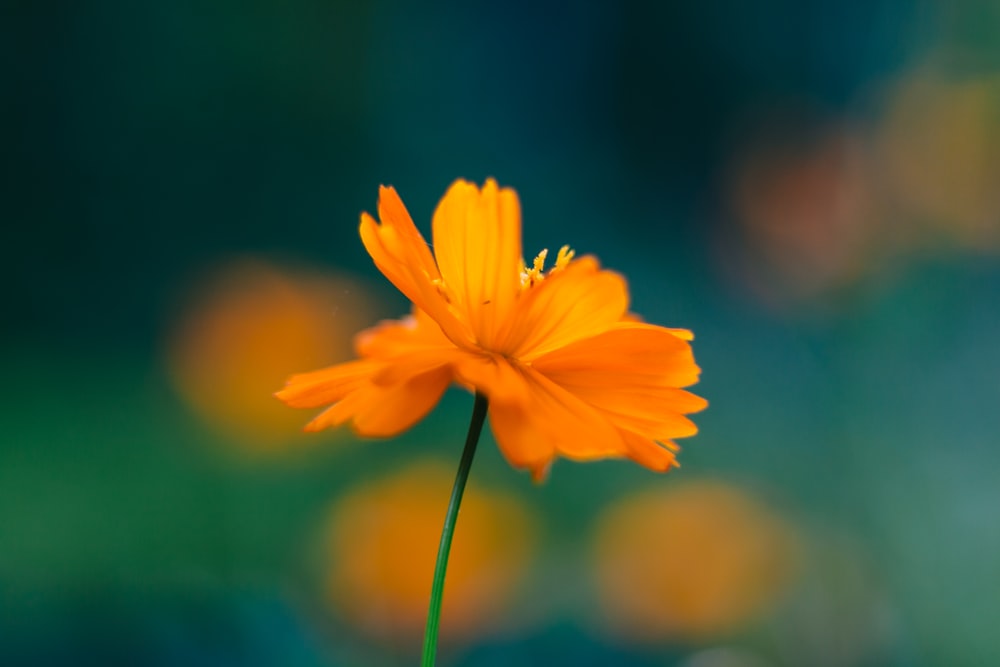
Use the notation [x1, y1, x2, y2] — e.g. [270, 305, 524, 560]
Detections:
[3, 1, 1000, 665]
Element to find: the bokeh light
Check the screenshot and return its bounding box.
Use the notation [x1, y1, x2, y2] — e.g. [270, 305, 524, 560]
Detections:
[591, 479, 799, 643]
[323, 461, 536, 647]
[165, 258, 375, 450]
[876, 65, 1000, 253]
[722, 114, 876, 304]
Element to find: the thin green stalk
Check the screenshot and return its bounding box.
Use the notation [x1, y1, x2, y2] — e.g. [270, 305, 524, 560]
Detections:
[420, 392, 489, 667]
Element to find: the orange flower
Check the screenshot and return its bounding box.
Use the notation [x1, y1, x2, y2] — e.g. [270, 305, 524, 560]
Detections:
[276, 179, 706, 479]
[325, 461, 536, 643]
[167, 259, 372, 450]
[591, 481, 799, 642]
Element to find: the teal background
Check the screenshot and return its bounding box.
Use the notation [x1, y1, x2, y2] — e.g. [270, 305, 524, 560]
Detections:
[3, 1, 1000, 665]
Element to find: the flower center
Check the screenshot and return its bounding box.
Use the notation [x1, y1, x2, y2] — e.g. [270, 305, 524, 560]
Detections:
[520, 245, 574, 289]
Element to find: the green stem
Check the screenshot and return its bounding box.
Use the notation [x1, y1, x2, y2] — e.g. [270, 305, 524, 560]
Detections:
[420, 392, 489, 667]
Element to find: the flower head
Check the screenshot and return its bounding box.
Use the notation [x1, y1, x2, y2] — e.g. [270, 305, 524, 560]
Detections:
[276, 179, 706, 479]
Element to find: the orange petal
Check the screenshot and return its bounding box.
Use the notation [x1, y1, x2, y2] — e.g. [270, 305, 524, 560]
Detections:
[551, 382, 705, 441]
[370, 347, 461, 386]
[532, 324, 706, 441]
[358, 188, 436, 304]
[352, 366, 453, 437]
[275, 360, 378, 408]
[348, 310, 462, 387]
[359, 188, 473, 348]
[617, 428, 680, 472]
[501, 256, 630, 359]
[378, 185, 440, 281]
[487, 400, 555, 478]
[664, 327, 695, 341]
[532, 323, 703, 389]
[585, 389, 702, 440]
[305, 366, 452, 437]
[487, 366, 626, 476]
[452, 353, 531, 406]
[304, 384, 373, 431]
[355, 309, 453, 360]
[431, 179, 523, 347]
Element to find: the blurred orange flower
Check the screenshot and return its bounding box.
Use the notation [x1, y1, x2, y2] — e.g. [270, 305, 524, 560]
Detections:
[324, 462, 535, 643]
[277, 179, 706, 479]
[167, 259, 373, 449]
[591, 480, 799, 642]
[725, 119, 875, 302]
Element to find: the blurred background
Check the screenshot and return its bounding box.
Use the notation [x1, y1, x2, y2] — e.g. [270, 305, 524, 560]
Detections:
[2, 0, 999, 665]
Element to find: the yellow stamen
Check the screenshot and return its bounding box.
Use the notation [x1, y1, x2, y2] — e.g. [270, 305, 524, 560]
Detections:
[521, 249, 548, 287]
[520, 246, 576, 289]
[553, 245, 575, 272]
[532, 248, 548, 273]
